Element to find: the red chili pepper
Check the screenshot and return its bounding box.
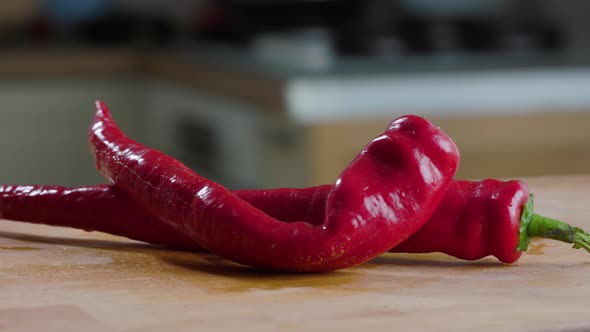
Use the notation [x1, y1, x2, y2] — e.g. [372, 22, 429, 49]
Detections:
[0, 184, 331, 251]
[391, 179, 590, 262]
[232, 185, 330, 225]
[87, 101, 459, 271]
[0, 185, 196, 249]
[3, 180, 589, 263]
[0, 184, 330, 250]
[244, 180, 590, 262]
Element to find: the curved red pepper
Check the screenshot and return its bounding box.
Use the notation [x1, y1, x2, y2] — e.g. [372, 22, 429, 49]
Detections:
[0, 185, 196, 249]
[87, 101, 459, 271]
[252, 180, 590, 262]
[2, 181, 589, 263]
[391, 179, 529, 263]
[0, 184, 330, 251]
[0, 184, 330, 249]
[393, 179, 590, 261]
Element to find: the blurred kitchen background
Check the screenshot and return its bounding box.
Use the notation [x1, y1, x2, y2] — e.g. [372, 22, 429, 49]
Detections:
[0, 0, 589, 189]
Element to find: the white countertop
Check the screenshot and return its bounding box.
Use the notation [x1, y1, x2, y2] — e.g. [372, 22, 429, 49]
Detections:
[285, 67, 590, 123]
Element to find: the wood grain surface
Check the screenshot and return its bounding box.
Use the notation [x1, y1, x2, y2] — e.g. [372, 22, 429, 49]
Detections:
[1, 176, 590, 332]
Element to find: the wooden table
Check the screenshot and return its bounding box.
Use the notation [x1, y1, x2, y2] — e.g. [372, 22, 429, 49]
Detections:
[2, 176, 590, 331]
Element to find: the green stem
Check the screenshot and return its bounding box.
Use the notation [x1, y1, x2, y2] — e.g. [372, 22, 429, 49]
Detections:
[516, 194, 590, 253]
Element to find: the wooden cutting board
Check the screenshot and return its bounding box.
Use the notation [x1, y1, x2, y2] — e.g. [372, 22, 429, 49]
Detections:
[1, 175, 590, 332]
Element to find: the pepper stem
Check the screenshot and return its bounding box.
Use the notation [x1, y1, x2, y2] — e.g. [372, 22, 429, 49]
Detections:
[516, 194, 590, 254]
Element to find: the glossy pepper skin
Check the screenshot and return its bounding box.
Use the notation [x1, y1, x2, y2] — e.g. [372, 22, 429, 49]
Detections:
[0, 184, 331, 250]
[390, 179, 529, 263]
[0, 185, 196, 249]
[0, 180, 540, 263]
[87, 101, 459, 272]
[3, 180, 589, 263]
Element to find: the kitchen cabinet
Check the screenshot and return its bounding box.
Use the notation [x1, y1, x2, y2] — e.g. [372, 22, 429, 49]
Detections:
[2, 48, 590, 188]
[144, 81, 308, 189]
[144, 49, 590, 185]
